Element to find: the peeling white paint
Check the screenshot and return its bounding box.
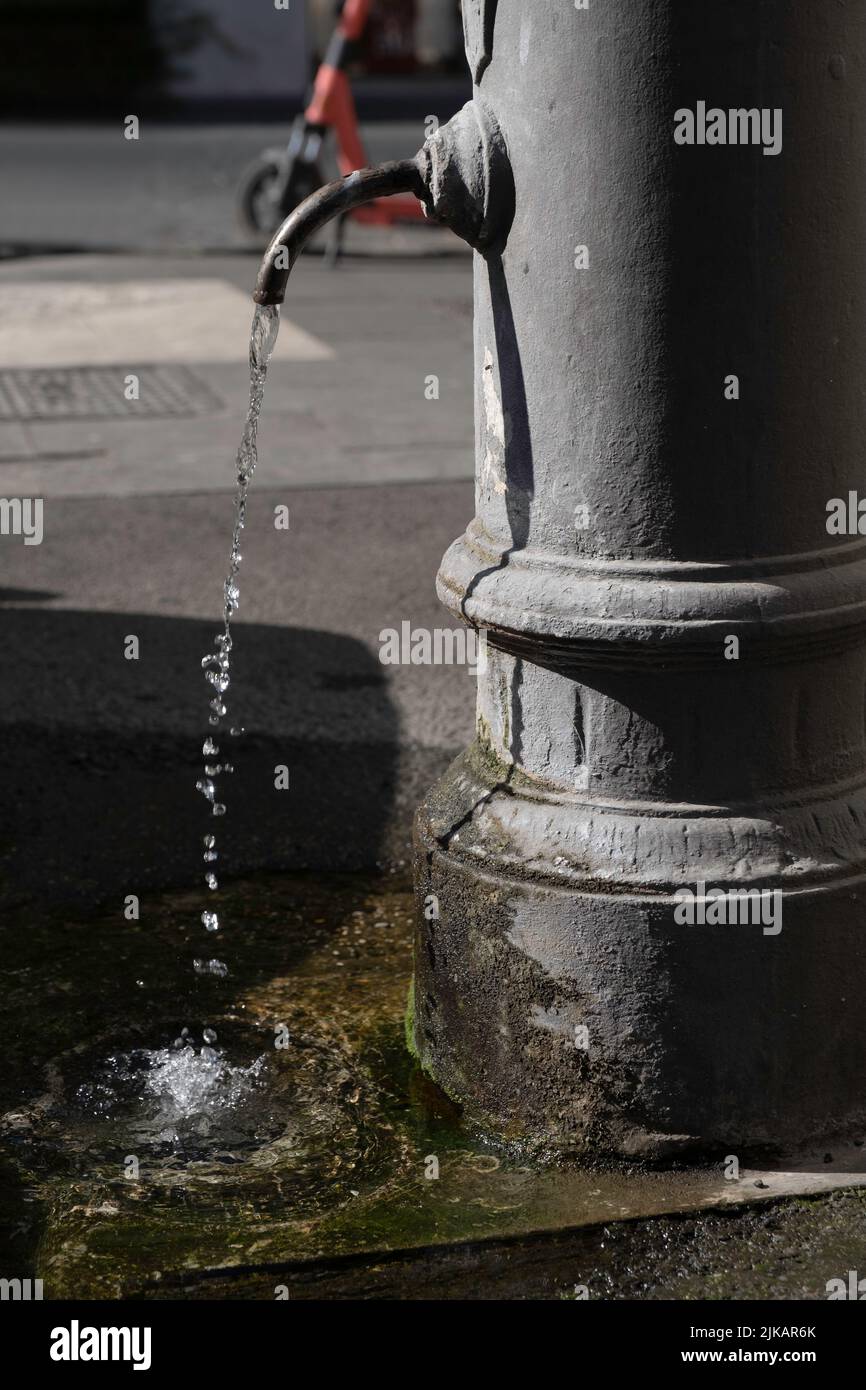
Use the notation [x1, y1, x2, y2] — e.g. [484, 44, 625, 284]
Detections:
[481, 346, 507, 494]
[529, 1002, 581, 1036]
[519, 16, 532, 66]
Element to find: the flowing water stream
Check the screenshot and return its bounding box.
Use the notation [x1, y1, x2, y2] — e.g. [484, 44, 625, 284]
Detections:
[76, 306, 283, 1135]
[196, 304, 281, 927]
[161, 304, 285, 1120]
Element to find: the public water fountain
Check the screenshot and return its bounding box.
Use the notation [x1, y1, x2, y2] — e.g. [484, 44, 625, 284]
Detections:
[170, 0, 866, 1178]
[6, 1, 866, 1302]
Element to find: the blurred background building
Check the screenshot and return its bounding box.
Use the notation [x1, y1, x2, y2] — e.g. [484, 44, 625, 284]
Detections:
[0, 0, 468, 119]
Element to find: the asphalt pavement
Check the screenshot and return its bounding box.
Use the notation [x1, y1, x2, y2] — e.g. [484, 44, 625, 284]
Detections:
[0, 121, 440, 252]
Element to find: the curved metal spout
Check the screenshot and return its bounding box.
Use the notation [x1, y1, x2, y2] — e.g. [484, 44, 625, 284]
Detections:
[253, 158, 426, 306]
[253, 102, 515, 305]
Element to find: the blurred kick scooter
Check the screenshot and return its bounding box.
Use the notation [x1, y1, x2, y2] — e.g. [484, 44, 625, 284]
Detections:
[237, 0, 426, 255]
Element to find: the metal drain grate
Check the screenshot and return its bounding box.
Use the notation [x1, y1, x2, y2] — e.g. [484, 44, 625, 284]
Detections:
[0, 365, 222, 421]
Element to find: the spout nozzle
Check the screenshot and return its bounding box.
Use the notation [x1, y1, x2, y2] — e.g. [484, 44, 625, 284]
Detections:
[253, 158, 426, 306]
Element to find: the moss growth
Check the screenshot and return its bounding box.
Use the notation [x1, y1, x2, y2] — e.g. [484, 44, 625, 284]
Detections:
[404, 975, 418, 1059]
[8, 868, 866, 1299]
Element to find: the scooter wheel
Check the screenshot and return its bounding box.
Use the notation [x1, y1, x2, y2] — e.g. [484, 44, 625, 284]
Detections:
[236, 152, 324, 240]
[236, 152, 286, 238]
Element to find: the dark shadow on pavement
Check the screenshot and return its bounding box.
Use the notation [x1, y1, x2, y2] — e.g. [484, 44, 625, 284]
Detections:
[0, 605, 405, 912]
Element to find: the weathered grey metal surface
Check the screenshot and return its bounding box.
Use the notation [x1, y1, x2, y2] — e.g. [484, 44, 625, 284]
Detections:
[412, 1, 866, 1155]
[417, 99, 514, 255]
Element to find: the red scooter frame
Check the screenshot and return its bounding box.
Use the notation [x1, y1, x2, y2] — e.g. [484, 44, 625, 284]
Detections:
[237, 0, 426, 239]
[307, 0, 425, 226]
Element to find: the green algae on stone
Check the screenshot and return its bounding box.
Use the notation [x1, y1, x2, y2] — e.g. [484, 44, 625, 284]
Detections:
[4, 868, 866, 1300]
[404, 976, 417, 1060]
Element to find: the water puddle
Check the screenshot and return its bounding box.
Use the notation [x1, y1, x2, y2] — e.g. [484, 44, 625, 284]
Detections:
[2, 868, 863, 1298]
[0, 872, 448, 1292]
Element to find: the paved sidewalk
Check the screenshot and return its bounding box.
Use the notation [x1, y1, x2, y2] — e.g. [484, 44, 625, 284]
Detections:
[0, 122, 443, 253]
[0, 247, 472, 497]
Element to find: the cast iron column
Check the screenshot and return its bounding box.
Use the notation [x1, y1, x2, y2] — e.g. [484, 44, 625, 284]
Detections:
[412, 0, 866, 1156]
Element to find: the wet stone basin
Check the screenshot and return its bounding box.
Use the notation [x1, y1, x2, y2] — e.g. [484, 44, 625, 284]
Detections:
[2, 869, 866, 1300]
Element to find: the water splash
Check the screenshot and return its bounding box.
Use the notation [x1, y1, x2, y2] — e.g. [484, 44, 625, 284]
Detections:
[77, 1036, 266, 1144]
[143, 1046, 264, 1127]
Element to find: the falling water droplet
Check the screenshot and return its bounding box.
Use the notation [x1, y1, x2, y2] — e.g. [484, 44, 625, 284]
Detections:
[201, 911, 219, 932]
[194, 958, 228, 977]
[206, 873, 218, 890]
[203, 1027, 217, 1044]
